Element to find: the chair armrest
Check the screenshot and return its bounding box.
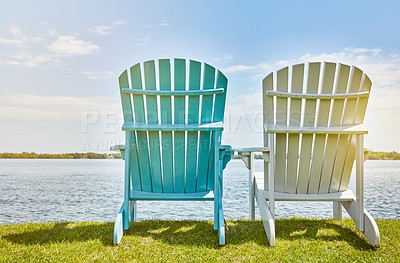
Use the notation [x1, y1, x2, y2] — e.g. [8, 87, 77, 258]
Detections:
[110, 145, 126, 160]
[265, 123, 368, 134]
[218, 146, 271, 169]
[110, 145, 125, 151]
[122, 121, 224, 131]
[234, 147, 271, 169]
[220, 145, 270, 154]
[218, 145, 234, 170]
[236, 147, 270, 154]
[364, 147, 372, 161]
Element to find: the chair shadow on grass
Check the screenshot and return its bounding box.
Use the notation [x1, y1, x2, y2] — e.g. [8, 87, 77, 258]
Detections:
[2, 219, 374, 250]
[274, 218, 375, 250]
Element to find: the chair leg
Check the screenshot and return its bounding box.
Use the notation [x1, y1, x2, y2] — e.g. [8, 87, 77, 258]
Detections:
[255, 185, 275, 246]
[333, 202, 342, 220]
[342, 201, 380, 247]
[113, 203, 125, 244]
[249, 153, 255, 221]
[218, 201, 225, 245]
[129, 200, 137, 222]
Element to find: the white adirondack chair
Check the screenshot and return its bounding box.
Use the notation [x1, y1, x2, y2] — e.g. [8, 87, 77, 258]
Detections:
[239, 62, 380, 247]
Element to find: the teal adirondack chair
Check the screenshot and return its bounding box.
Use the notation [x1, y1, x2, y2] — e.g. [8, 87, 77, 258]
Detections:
[111, 58, 232, 245]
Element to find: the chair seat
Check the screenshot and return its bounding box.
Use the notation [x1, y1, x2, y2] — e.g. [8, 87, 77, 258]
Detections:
[254, 172, 356, 201]
[259, 189, 356, 201]
[129, 190, 214, 201]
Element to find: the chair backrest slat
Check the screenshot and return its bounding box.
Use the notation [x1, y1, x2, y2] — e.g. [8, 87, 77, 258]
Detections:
[130, 64, 151, 191]
[275, 67, 289, 192]
[262, 73, 274, 189]
[144, 61, 163, 193]
[297, 62, 320, 193]
[340, 67, 371, 191]
[329, 64, 351, 192]
[159, 59, 174, 193]
[286, 64, 304, 193]
[197, 64, 216, 192]
[264, 62, 371, 194]
[119, 70, 142, 191]
[207, 70, 228, 190]
[308, 62, 336, 194]
[185, 60, 201, 193]
[173, 59, 186, 193]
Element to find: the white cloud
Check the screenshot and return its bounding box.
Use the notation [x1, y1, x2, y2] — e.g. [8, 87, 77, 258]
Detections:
[224, 47, 400, 151]
[158, 20, 170, 26]
[0, 24, 43, 47]
[83, 71, 115, 80]
[3, 35, 100, 67]
[0, 37, 24, 46]
[222, 63, 274, 81]
[135, 34, 151, 47]
[88, 20, 127, 35]
[223, 64, 260, 73]
[5, 51, 56, 68]
[225, 47, 400, 90]
[145, 20, 170, 28]
[0, 94, 120, 122]
[223, 63, 273, 73]
[0, 24, 101, 68]
[297, 47, 400, 90]
[47, 35, 100, 56]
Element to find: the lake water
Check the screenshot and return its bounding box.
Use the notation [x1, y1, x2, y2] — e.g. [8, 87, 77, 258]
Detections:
[0, 159, 399, 224]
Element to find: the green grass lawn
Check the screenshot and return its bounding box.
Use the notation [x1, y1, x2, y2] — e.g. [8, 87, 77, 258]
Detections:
[1, 218, 399, 262]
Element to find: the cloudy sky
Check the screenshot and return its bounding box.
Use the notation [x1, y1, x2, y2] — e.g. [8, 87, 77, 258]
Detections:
[1, 0, 400, 153]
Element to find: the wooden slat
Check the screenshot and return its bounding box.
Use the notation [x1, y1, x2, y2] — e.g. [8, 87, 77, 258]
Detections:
[130, 63, 151, 192]
[159, 59, 173, 193]
[213, 71, 228, 123]
[339, 67, 363, 191]
[297, 62, 320, 194]
[264, 123, 367, 134]
[286, 64, 304, 193]
[119, 71, 141, 191]
[129, 189, 214, 200]
[329, 64, 351, 192]
[275, 67, 288, 192]
[339, 67, 372, 190]
[208, 71, 228, 190]
[186, 60, 201, 193]
[318, 63, 340, 194]
[144, 60, 163, 193]
[122, 122, 223, 131]
[354, 74, 371, 124]
[263, 73, 274, 190]
[308, 62, 336, 194]
[122, 88, 224, 96]
[173, 59, 186, 193]
[260, 189, 356, 202]
[265, 90, 369, 99]
[118, 70, 134, 123]
[197, 63, 215, 192]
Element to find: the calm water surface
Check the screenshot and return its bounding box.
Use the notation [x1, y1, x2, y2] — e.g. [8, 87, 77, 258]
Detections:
[0, 159, 399, 224]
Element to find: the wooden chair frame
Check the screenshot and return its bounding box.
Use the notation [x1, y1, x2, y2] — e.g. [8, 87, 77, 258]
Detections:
[111, 58, 232, 245]
[238, 62, 380, 247]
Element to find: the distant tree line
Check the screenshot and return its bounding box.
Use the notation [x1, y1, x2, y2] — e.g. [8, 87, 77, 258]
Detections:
[1, 151, 399, 160]
[366, 151, 400, 160]
[0, 152, 122, 159]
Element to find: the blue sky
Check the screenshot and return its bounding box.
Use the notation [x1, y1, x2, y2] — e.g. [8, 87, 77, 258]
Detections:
[1, 0, 400, 153]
